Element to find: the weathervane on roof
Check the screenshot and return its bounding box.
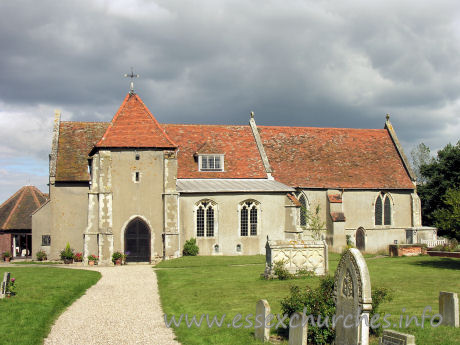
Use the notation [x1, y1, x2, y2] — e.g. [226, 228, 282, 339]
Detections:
[124, 67, 139, 94]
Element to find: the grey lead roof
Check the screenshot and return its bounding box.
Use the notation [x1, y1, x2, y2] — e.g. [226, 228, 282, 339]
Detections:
[176, 179, 295, 193]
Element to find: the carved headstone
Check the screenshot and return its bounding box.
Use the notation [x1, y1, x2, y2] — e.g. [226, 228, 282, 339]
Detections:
[255, 299, 271, 342]
[439, 291, 459, 327]
[0, 272, 11, 299]
[379, 329, 415, 345]
[289, 312, 307, 345]
[334, 248, 372, 345]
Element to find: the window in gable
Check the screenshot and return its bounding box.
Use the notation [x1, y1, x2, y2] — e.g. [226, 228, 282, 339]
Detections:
[196, 200, 216, 237]
[199, 155, 224, 172]
[240, 200, 259, 236]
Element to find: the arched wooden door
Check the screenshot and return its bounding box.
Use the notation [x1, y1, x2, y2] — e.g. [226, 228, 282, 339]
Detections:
[356, 227, 365, 251]
[125, 218, 151, 262]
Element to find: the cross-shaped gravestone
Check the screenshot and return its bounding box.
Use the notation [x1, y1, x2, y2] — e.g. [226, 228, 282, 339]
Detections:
[0, 272, 11, 299]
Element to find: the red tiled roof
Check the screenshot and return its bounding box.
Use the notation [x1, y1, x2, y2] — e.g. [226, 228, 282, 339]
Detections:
[328, 194, 342, 203]
[0, 186, 48, 230]
[258, 126, 414, 189]
[56, 122, 109, 181]
[95, 93, 176, 149]
[330, 212, 346, 222]
[162, 124, 267, 179]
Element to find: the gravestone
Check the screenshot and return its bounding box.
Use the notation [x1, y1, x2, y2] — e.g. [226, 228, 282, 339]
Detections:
[289, 312, 307, 345]
[334, 248, 372, 345]
[439, 291, 459, 327]
[0, 272, 11, 299]
[255, 299, 271, 342]
[379, 329, 415, 345]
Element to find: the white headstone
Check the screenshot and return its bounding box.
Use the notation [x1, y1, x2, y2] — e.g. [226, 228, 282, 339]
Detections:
[289, 312, 307, 345]
[255, 299, 271, 342]
[0, 272, 11, 299]
[379, 329, 415, 345]
[439, 291, 459, 327]
[334, 248, 372, 345]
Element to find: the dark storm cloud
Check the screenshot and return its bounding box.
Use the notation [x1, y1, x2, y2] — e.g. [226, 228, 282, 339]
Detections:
[0, 0, 459, 201]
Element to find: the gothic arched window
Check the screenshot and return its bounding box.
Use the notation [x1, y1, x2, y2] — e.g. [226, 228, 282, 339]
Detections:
[384, 195, 392, 225]
[196, 200, 216, 237]
[299, 194, 307, 227]
[240, 200, 259, 236]
[375, 193, 392, 226]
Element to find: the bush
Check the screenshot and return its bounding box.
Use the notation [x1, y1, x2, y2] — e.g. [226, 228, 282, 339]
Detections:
[273, 260, 293, 280]
[370, 287, 393, 336]
[36, 250, 47, 261]
[280, 276, 335, 344]
[60, 243, 74, 260]
[2, 251, 11, 258]
[183, 238, 199, 256]
[87, 254, 98, 261]
[280, 275, 393, 344]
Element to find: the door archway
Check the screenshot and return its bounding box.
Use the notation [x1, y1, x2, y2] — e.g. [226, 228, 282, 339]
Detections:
[124, 218, 151, 262]
[356, 227, 366, 251]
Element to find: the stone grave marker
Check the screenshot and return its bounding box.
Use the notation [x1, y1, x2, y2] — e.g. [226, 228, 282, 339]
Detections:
[0, 272, 10, 299]
[334, 248, 372, 345]
[255, 299, 271, 342]
[379, 329, 415, 345]
[289, 312, 307, 345]
[439, 291, 459, 327]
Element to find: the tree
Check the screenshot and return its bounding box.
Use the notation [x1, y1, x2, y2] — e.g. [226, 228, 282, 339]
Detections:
[410, 142, 433, 184]
[418, 141, 460, 239]
[432, 188, 460, 240]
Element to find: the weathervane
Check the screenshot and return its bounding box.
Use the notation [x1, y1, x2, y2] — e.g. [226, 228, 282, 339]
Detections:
[124, 67, 139, 94]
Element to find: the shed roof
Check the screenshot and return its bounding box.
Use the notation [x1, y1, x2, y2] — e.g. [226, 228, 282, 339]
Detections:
[177, 179, 294, 193]
[0, 186, 48, 230]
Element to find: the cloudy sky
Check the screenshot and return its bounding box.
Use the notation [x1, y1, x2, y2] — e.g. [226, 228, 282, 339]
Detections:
[0, 0, 459, 203]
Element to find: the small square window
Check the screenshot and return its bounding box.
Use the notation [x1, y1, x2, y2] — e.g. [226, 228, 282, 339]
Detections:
[42, 235, 51, 246]
[135, 153, 140, 160]
[199, 155, 224, 171]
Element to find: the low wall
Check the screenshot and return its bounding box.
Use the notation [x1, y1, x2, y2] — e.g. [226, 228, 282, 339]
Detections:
[389, 244, 427, 257]
[265, 239, 328, 276]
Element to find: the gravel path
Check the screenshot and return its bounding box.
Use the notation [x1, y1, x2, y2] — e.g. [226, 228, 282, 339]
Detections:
[44, 265, 180, 345]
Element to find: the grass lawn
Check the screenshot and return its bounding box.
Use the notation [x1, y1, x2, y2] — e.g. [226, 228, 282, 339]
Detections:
[0, 267, 100, 345]
[156, 254, 460, 345]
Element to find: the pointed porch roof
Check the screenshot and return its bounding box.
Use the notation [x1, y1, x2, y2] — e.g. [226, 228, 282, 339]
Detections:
[94, 93, 177, 151]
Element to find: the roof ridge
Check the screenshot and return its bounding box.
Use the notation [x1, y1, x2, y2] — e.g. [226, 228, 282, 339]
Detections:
[95, 93, 130, 147]
[61, 121, 109, 124]
[257, 125, 385, 131]
[0, 186, 25, 212]
[2, 187, 26, 229]
[134, 94, 177, 147]
[30, 187, 41, 207]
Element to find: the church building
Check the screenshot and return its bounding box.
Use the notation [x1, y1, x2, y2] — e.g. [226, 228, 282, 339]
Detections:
[32, 90, 436, 264]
